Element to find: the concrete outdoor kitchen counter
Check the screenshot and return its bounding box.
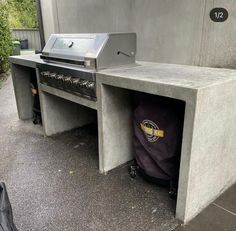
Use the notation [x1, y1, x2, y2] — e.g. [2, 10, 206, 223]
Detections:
[10, 55, 236, 223]
[10, 54, 43, 68]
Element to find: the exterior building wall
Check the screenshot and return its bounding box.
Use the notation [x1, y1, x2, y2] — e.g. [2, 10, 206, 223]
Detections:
[41, 0, 133, 41]
[40, 0, 58, 41]
[55, 0, 133, 34]
[199, 0, 236, 68]
[40, 0, 236, 68]
[131, 0, 205, 65]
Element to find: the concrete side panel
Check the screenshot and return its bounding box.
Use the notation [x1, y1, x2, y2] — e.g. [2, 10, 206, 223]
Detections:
[175, 98, 197, 222]
[97, 84, 134, 173]
[183, 80, 236, 222]
[11, 64, 34, 120]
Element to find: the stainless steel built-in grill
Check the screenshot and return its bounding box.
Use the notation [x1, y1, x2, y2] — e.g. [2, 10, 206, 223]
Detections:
[38, 33, 136, 100]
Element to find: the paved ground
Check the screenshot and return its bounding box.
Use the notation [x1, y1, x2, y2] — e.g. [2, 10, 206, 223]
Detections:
[0, 76, 178, 230]
[175, 183, 236, 231]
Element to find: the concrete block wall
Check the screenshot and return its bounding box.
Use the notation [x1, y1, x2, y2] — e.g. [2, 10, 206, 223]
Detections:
[40, 0, 236, 68]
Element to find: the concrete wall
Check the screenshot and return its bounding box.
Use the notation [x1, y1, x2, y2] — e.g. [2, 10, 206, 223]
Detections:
[40, 0, 58, 41]
[200, 0, 236, 68]
[41, 0, 133, 41]
[131, 0, 205, 65]
[40, 0, 236, 68]
[56, 0, 132, 33]
[132, 0, 236, 67]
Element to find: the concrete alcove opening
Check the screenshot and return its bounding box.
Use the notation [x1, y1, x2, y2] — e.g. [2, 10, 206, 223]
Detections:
[98, 84, 186, 216]
[11, 65, 41, 121]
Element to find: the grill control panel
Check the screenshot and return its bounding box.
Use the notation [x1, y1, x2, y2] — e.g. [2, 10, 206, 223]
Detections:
[39, 65, 96, 101]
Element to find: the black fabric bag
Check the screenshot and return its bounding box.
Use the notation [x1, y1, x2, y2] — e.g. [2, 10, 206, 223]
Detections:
[0, 183, 17, 231]
[131, 93, 185, 191]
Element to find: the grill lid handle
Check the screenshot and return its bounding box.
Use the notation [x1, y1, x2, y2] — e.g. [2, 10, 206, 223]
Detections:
[117, 51, 135, 57]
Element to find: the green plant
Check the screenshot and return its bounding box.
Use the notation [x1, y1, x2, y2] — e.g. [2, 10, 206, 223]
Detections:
[8, 0, 38, 28]
[0, 0, 12, 73]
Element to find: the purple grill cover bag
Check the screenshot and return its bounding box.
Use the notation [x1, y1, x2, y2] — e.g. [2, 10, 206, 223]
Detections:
[133, 94, 185, 181]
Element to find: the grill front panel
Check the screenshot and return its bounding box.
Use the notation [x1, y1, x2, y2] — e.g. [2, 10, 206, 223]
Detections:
[38, 64, 96, 101]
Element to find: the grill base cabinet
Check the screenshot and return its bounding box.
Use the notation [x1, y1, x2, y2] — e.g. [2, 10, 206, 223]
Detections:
[9, 35, 236, 224]
[96, 64, 236, 223]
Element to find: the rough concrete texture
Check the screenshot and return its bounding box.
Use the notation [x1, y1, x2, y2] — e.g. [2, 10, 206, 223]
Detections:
[184, 79, 236, 222]
[97, 86, 134, 173]
[39, 90, 96, 136]
[10, 55, 42, 68]
[11, 64, 35, 120]
[99, 62, 236, 90]
[40, 0, 133, 41]
[40, 84, 97, 110]
[0, 77, 178, 230]
[132, 0, 204, 65]
[97, 62, 236, 223]
[200, 0, 236, 68]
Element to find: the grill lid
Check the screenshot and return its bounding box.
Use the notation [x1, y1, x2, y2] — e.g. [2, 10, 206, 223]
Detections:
[41, 33, 136, 70]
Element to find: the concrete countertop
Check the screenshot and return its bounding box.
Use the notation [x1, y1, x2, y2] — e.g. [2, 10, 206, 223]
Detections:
[98, 61, 236, 90]
[10, 55, 236, 90]
[9, 54, 43, 68]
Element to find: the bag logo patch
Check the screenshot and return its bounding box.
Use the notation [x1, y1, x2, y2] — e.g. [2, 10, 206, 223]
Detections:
[140, 120, 164, 142]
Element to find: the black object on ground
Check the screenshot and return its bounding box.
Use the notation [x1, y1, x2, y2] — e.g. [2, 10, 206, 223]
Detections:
[30, 69, 42, 125]
[0, 183, 18, 231]
[131, 93, 185, 198]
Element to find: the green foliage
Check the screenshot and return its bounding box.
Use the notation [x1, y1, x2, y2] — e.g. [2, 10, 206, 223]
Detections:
[0, 0, 12, 73]
[8, 0, 38, 28]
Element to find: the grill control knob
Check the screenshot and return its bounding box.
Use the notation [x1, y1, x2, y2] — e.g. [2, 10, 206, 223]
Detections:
[41, 71, 47, 76]
[40, 71, 50, 82]
[56, 74, 64, 83]
[49, 73, 57, 79]
[64, 76, 72, 88]
[71, 78, 81, 92]
[47, 73, 56, 86]
[45, 72, 51, 77]
[41, 71, 51, 78]
[64, 76, 72, 82]
[72, 78, 81, 85]
[56, 74, 64, 80]
[54, 74, 63, 88]
[86, 81, 95, 90]
[80, 80, 88, 88]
